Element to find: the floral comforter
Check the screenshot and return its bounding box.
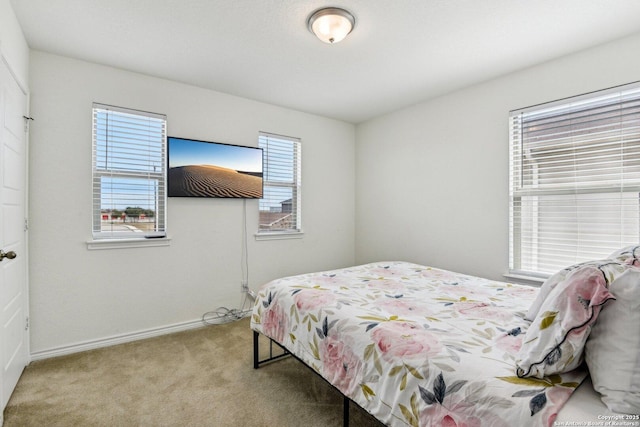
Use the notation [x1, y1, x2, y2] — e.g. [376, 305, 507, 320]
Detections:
[250, 262, 587, 427]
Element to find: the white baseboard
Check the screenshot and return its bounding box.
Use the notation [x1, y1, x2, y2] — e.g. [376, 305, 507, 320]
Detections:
[29, 318, 207, 361]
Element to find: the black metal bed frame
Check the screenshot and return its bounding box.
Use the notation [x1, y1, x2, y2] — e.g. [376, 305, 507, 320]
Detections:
[253, 330, 352, 426]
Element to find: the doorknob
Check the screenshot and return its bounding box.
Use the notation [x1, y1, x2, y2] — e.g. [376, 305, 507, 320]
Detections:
[0, 250, 17, 261]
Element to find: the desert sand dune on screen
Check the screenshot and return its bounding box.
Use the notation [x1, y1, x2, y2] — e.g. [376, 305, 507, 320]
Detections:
[168, 165, 262, 198]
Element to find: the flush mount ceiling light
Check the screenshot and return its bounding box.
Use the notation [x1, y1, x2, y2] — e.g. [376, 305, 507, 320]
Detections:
[307, 7, 355, 44]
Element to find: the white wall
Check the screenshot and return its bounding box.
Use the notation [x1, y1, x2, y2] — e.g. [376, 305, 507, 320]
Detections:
[28, 51, 355, 354]
[21, 15, 640, 356]
[0, 0, 29, 87]
[355, 32, 640, 282]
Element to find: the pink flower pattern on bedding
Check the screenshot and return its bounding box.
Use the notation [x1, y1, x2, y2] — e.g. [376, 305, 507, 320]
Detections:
[251, 262, 588, 427]
[372, 321, 443, 362]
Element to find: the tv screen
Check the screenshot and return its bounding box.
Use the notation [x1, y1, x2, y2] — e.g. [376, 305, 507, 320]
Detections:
[167, 136, 263, 198]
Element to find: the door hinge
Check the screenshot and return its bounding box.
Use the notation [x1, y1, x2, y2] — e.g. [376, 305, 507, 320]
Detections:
[25, 316, 29, 331]
[24, 218, 29, 231]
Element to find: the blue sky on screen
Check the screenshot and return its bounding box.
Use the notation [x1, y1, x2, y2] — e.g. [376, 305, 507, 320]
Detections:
[168, 137, 263, 173]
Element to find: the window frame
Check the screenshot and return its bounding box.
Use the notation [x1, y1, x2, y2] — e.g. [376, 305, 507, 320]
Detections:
[90, 103, 168, 245]
[508, 82, 640, 278]
[256, 132, 302, 239]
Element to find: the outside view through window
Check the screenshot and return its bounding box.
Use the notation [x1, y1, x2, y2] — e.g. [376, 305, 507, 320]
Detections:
[93, 105, 166, 238]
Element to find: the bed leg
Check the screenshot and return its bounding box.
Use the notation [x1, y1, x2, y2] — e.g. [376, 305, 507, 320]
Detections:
[343, 395, 349, 426]
[252, 331, 291, 368]
[253, 330, 259, 369]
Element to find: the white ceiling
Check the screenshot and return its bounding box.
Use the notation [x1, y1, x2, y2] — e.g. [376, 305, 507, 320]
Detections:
[10, 0, 640, 123]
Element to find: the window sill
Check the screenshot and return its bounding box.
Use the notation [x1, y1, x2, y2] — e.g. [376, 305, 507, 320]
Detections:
[254, 231, 304, 241]
[502, 272, 546, 286]
[87, 237, 171, 250]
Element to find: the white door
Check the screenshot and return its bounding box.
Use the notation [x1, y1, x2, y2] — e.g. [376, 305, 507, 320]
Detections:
[0, 57, 29, 415]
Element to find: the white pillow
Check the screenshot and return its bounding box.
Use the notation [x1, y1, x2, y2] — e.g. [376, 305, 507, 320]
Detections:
[585, 267, 640, 414]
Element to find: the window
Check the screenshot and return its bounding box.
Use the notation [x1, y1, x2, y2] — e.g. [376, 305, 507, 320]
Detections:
[258, 132, 301, 235]
[509, 82, 640, 277]
[92, 103, 167, 240]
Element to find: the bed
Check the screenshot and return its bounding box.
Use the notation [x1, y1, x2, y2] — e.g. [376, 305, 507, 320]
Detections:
[250, 256, 640, 426]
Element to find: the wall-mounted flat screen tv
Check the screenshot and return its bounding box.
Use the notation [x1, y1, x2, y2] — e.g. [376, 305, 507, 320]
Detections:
[167, 136, 263, 198]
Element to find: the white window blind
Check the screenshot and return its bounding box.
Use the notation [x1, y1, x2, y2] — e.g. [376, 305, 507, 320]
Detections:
[258, 132, 301, 234]
[92, 103, 167, 239]
[509, 82, 640, 277]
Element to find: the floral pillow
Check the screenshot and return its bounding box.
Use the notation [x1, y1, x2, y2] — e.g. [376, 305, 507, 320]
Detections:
[516, 265, 615, 379]
[608, 245, 640, 266]
[525, 259, 628, 321]
[525, 267, 570, 321]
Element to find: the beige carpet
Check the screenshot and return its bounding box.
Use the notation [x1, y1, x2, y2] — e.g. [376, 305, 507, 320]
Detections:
[3, 317, 384, 426]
